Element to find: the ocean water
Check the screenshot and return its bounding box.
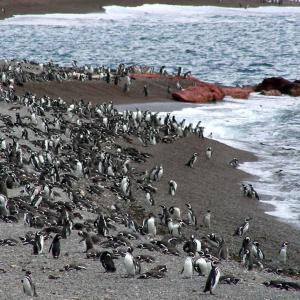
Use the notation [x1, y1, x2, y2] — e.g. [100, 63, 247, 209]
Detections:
[0, 5, 300, 226]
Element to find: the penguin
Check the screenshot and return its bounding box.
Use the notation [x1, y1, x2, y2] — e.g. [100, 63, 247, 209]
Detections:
[252, 241, 265, 261]
[249, 184, 260, 200]
[154, 165, 163, 181]
[234, 218, 251, 236]
[100, 251, 116, 272]
[49, 234, 62, 259]
[181, 253, 194, 279]
[239, 236, 251, 257]
[203, 261, 221, 295]
[124, 247, 141, 277]
[33, 231, 44, 255]
[22, 271, 38, 297]
[145, 191, 155, 206]
[94, 214, 109, 237]
[142, 213, 156, 237]
[229, 158, 239, 167]
[203, 210, 211, 228]
[185, 152, 198, 168]
[194, 253, 208, 276]
[169, 206, 181, 220]
[169, 180, 177, 196]
[183, 235, 201, 254]
[159, 205, 170, 226]
[241, 249, 263, 271]
[206, 147, 212, 159]
[279, 242, 288, 265]
[186, 203, 197, 226]
[167, 218, 184, 237]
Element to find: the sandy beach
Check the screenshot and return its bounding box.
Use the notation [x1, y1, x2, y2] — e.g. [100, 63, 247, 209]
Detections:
[0, 59, 299, 299]
[0, 0, 299, 20]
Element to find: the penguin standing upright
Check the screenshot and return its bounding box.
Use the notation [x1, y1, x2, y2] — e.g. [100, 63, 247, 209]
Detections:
[203, 210, 211, 228]
[169, 180, 177, 197]
[234, 218, 251, 236]
[124, 247, 141, 277]
[94, 214, 109, 237]
[279, 242, 288, 265]
[49, 234, 62, 259]
[181, 253, 194, 279]
[142, 213, 156, 237]
[22, 271, 38, 297]
[185, 153, 198, 168]
[33, 231, 44, 255]
[203, 261, 221, 295]
[186, 203, 197, 226]
[206, 147, 212, 160]
[100, 251, 116, 272]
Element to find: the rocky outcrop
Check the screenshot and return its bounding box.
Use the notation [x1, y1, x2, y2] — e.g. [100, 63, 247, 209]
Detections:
[256, 77, 300, 97]
[221, 87, 253, 99]
[172, 82, 225, 103]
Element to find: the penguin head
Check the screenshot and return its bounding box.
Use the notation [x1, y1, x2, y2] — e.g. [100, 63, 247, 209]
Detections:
[282, 242, 288, 247]
[245, 236, 250, 242]
[127, 246, 133, 253]
[185, 203, 192, 209]
[253, 241, 259, 246]
[245, 217, 252, 222]
[207, 209, 211, 213]
[188, 252, 195, 258]
[193, 152, 198, 156]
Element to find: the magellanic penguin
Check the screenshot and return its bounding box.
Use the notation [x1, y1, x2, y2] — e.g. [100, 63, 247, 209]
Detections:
[100, 251, 116, 272]
[203, 210, 211, 228]
[206, 147, 212, 160]
[22, 271, 38, 297]
[183, 235, 201, 254]
[185, 153, 198, 168]
[203, 261, 221, 295]
[169, 206, 181, 220]
[279, 242, 288, 265]
[145, 191, 155, 206]
[94, 214, 109, 237]
[124, 247, 141, 277]
[234, 218, 252, 236]
[181, 252, 194, 279]
[169, 180, 177, 196]
[186, 203, 197, 226]
[142, 213, 156, 237]
[194, 252, 208, 276]
[49, 234, 62, 259]
[33, 231, 44, 255]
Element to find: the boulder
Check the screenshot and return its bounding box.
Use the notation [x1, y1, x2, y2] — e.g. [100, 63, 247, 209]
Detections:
[221, 87, 252, 99]
[172, 82, 225, 103]
[256, 77, 300, 97]
[261, 89, 282, 96]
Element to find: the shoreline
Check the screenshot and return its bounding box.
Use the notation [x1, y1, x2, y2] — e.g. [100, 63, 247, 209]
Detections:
[1, 0, 300, 20]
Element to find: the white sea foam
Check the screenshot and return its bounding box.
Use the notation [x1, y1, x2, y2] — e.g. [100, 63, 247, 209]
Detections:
[164, 94, 300, 227]
[3, 4, 300, 26]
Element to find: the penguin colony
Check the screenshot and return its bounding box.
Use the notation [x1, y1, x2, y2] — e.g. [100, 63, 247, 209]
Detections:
[0, 60, 299, 298]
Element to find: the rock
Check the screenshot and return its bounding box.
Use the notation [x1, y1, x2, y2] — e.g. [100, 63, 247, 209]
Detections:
[260, 89, 282, 96]
[221, 87, 252, 99]
[256, 77, 300, 97]
[172, 81, 225, 103]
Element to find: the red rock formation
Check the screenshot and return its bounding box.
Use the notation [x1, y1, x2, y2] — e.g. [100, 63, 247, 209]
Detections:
[221, 87, 252, 99]
[172, 82, 225, 103]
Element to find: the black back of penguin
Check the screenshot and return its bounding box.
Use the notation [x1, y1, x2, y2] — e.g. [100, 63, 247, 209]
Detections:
[100, 251, 116, 272]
